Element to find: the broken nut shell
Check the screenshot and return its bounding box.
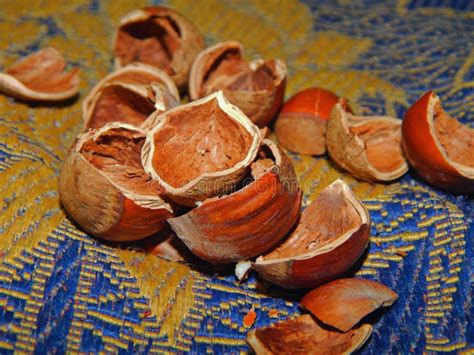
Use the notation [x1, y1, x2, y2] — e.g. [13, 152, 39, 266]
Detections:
[275, 87, 351, 155]
[253, 179, 370, 289]
[300, 278, 398, 332]
[327, 102, 408, 182]
[113, 6, 205, 91]
[0, 47, 80, 101]
[246, 314, 372, 355]
[189, 41, 286, 127]
[402, 91, 474, 193]
[59, 122, 173, 241]
[142, 91, 262, 206]
[82, 63, 179, 130]
[168, 139, 302, 264]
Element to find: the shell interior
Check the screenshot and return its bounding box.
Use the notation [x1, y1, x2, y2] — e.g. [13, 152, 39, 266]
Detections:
[247, 314, 372, 355]
[87, 84, 156, 130]
[115, 15, 181, 73]
[150, 96, 254, 188]
[349, 116, 405, 173]
[80, 126, 157, 197]
[202, 48, 278, 95]
[259, 181, 363, 260]
[5, 47, 79, 94]
[433, 101, 474, 169]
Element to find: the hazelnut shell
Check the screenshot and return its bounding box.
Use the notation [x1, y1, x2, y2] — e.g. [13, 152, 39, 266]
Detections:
[83, 82, 177, 131]
[82, 63, 179, 129]
[246, 314, 372, 355]
[113, 6, 205, 91]
[59, 122, 173, 241]
[142, 91, 263, 206]
[0, 47, 79, 101]
[189, 41, 286, 127]
[327, 102, 408, 181]
[402, 91, 474, 193]
[253, 179, 370, 289]
[300, 278, 398, 332]
[275, 87, 351, 155]
[168, 139, 302, 264]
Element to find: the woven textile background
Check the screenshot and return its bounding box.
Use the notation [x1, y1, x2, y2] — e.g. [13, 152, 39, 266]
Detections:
[0, 0, 472, 353]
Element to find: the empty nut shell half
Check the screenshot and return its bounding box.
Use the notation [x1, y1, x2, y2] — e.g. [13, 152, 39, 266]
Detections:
[246, 314, 372, 355]
[189, 41, 286, 127]
[275, 87, 351, 155]
[59, 122, 173, 241]
[402, 91, 474, 193]
[253, 179, 370, 289]
[113, 6, 205, 91]
[327, 102, 408, 182]
[142, 91, 262, 206]
[0, 47, 79, 101]
[83, 82, 177, 131]
[82, 63, 179, 130]
[300, 278, 398, 332]
[168, 139, 302, 264]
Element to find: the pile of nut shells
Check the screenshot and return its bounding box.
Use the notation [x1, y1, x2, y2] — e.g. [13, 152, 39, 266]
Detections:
[1, 5, 472, 353]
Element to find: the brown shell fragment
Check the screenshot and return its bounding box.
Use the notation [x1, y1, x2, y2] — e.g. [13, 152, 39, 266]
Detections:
[327, 103, 408, 181]
[142, 91, 262, 206]
[168, 139, 302, 264]
[300, 278, 398, 332]
[275, 88, 352, 155]
[82, 63, 179, 130]
[402, 91, 474, 193]
[113, 6, 205, 91]
[59, 122, 172, 241]
[253, 179, 370, 289]
[189, 41, 286, 127]
[0, 47, 79, 101]
[246, 314, 372, 355]
[83, 82, 159, 131]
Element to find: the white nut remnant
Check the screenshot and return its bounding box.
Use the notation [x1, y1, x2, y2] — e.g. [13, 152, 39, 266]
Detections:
[235, 260, 252, 282]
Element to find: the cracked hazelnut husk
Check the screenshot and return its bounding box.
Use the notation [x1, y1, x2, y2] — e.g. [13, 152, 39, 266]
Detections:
[59, 122, 173, 241]
[168, 139, 302, 264]
[113, 6, 205, 91]
[83, 82, 178, 131]
[327, 102, 408, 182]
[275, 87, 352, 155]
[300, 278, 398, 332]
[189, 41, 286, 127]
[402, 91, 474, 193]
[0, 47, 80, 101]
[142, 91, 262, 206]
[247, 314, 372, 355]
[83, 63, 179, 130]
[253, 179, 370, 289]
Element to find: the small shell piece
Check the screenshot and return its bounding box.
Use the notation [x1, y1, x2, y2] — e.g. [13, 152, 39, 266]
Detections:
[59, 122, 173, 241]
[0, 47, 80, 101]
[142, 91, 263, 206]
[402, 91, 474, 193]
[168, 139, 302, 264]
[189, 41, 286, 127]
[253, 179, 370, 289]
[275, 88, 351, 155]
[327, 102, 408, 182]
[113, 6, 205, 91]
[82, 63, 180, 130]
[246, 314, 372, 355]
[300, 278, 398, 332]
